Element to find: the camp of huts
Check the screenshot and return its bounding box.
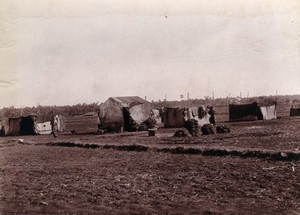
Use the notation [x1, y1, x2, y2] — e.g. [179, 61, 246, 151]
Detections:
[0, 96, 298, 137]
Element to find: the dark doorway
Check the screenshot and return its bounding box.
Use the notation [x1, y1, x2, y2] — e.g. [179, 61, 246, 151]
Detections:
[20, 116, 36, 135]
[122, 107, 131, 131]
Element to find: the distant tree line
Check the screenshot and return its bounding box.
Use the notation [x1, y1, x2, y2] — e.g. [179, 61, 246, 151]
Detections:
[151, 95, 300, 109]
[0, 103, 100, 122]
[1, 95, 300, 123]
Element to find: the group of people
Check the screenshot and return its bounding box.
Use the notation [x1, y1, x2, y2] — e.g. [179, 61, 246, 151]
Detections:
[183, 105, 216, 125]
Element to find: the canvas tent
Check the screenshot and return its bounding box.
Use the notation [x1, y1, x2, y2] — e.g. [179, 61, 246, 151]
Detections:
[36, 121, 52, 135]
[259, 104, 277, 120]
[163, 107, 185, 128]
[99, 96, 152, 132]
[229, 102, 262, 122]
[290, 107, 300, 117]
[229, 102, 276, 122]
[6, 115, 37, 136]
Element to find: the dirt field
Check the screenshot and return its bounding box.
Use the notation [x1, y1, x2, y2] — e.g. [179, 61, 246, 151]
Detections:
[0, 118, 300, 214]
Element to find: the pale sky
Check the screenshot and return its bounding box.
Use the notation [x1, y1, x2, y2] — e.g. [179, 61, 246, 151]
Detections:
[1, 0, 300, 108]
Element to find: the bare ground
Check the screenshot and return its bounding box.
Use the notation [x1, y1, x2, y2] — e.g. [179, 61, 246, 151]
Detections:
[0, 118, 300, 214]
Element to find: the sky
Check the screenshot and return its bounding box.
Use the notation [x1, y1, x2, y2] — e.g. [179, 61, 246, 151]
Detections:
[0, 0, 300, 108]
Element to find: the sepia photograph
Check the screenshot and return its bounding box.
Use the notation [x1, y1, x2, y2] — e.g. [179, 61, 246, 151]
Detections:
[0, 0, 299, 214]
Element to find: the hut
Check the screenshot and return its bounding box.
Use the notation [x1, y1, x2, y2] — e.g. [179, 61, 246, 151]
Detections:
[290, 107, 300, 117]
[229, 102, 277, 122]
[99, 96, 152, 132]
[5, 115, 38, 136]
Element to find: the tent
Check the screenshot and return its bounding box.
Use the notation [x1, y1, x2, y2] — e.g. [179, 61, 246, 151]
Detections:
[229, 102, 276, 122]
[260, 104, 277, 120]
[229, 102, 262, 122]
[290, 107, 300, 117]
[36, 121, 52, 135]
[6, 115, 37, 136]
[164, 107, 185, 128]
[99, 96, 152, 132]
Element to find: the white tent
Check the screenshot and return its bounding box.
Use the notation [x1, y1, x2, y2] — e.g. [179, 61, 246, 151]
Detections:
[36, 121, 52, 134]
[260, 104, 277, 120]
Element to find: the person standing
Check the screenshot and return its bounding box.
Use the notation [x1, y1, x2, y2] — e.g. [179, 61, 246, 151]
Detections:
[208, 106, 216, 125]
[51, 115, 59, 138]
